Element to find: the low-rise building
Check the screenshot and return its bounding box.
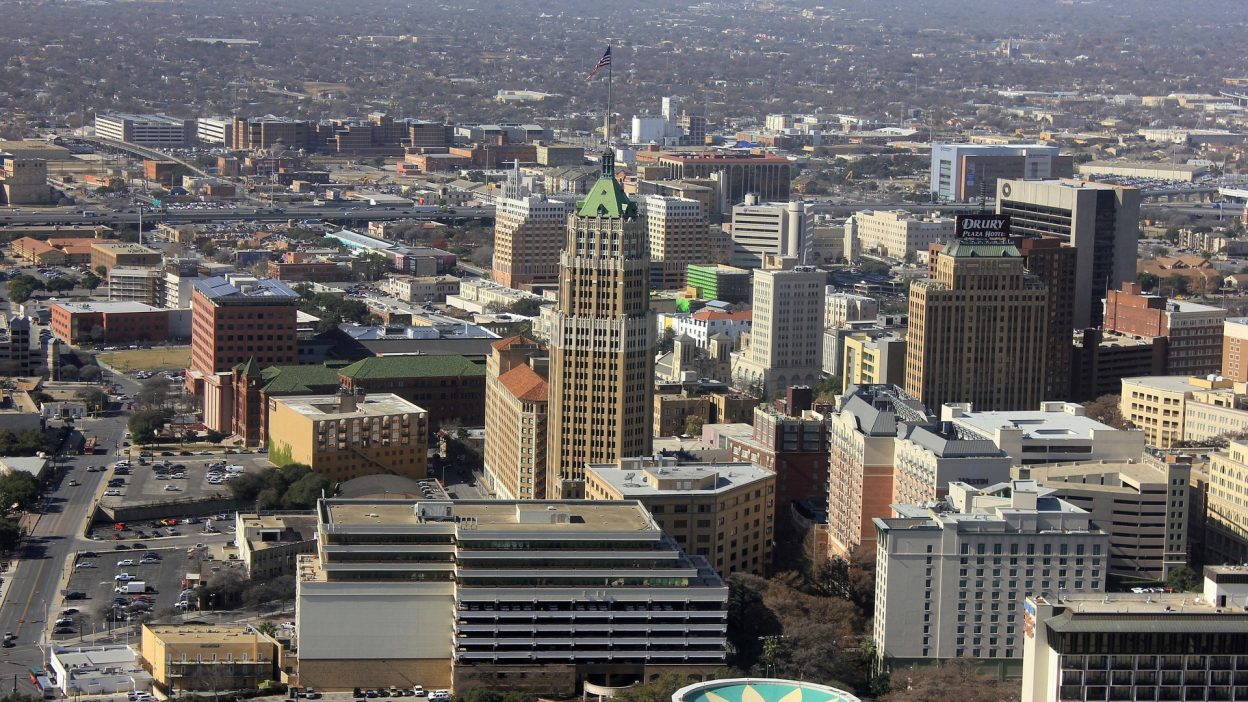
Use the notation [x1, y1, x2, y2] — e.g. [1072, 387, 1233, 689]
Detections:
[1014, 455, 1189, 580]
[90, 241, 161, 270]
[10, 237, 66, 265]
[50, 301, 173, 344]
[234, 512, 318, 580]
[294, 498, 728, 693]
[50, 645, 154, 697]
[585, 457, 775, 576]
[139, 624, 284, 694]
[1121, 375, 1237, 448]
[1021, 567, 1248, 702]
[380, 274, 462, 303]
[727, 395, 828, 515]
[874, 480, 1109, 676]
[266, 393, 428, 481]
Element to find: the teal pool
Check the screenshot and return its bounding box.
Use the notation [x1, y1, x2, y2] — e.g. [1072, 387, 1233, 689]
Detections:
[672, 678, 861, 702]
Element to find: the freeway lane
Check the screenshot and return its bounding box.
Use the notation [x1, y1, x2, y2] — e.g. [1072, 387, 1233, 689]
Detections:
[0, 205, 496, 227]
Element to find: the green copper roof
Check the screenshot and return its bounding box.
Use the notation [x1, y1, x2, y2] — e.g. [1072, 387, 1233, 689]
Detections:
[576, 150, 637, 220]
[944, 240, 1021, 258]
[338, 355, 485, 380]
[259, 363, 344, 395]
[235, 357, 261, 377]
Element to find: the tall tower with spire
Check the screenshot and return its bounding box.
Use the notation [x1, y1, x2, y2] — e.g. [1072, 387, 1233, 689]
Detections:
[545, 150, 654, 498]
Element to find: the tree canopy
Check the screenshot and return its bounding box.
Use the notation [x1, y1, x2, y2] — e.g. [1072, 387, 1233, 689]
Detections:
[230, 464, 332, 510]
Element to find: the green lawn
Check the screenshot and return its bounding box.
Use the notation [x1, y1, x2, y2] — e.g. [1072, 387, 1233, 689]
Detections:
[98, 346, 192, 373]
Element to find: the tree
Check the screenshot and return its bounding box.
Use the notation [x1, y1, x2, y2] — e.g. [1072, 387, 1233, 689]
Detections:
[612, 673, 697, 702]
[807, 546, 876, 617]
[6, 275, 43, 303]
[81, 272, 102, 290]
[1163, 273, 1191, 297]
[1166, 565, 1200, 592]
[1083, 394, 1132, 430]
[135, 376, 170, 410]
[725, 573, 782, 668]
[657, 328, 676, 355]
[1136, 272, 1160, 293]
[283, 473, 331, 509]
[76, 388, 108, 413]
[44, 276, 76, 292]
[0, 472, 39, 510]
[0, 430, 48, 456]
[79, 365, 102, 382]
[506, 298, 544, 317]
[129, 408, 173, 444]
[94, 265, 107, 278]
[684, 414, 705, 436]
[0, 519, 20, 553]
[254, 621, 278, 638]
[880, 660, 1020, 702]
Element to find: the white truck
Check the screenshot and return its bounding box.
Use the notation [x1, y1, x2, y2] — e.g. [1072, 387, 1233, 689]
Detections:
[114, 581, 146, 594]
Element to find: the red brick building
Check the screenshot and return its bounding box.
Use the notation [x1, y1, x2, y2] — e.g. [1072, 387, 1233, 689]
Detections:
[727, 388, 828, 514]
[50, 301, 170, 344]
[186, 276, 301, 436]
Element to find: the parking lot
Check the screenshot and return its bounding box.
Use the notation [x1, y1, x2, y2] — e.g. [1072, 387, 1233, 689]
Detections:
[61, 525, 246, 642]
[94, 452, 269, 512]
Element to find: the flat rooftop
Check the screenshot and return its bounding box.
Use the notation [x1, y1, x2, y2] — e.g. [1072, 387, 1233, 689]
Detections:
[323, 499, 658, 533]
[143, 624, 273, 644]
[274, 393, 426, 419]
[952, 408, 1117, 440]
[54, 301, 162, 314]
[587, 462, 773, 497]
[90, 241, 160, 254]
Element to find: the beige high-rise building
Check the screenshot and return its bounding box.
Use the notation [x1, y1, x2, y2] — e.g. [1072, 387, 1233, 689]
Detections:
[584, 456, 775, 576]
[846, 209, 953, 262]
[482, 336, 549, 500]
[1223, 317, 1248, 381]
[643, 195, 708, 289]
[731, 260, 825, 398]
[906, 240, 1049, 411]
[545, 153, 654, 499]
[1206, 439, 1248, 564]
[491, 168, 569, 291]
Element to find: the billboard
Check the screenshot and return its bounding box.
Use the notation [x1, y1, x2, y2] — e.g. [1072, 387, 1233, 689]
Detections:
[955, 213, 1012, 243]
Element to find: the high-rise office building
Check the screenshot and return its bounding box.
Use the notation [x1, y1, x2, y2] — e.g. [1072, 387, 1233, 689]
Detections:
[490, 169, 569, 290]
[659, 153, 791, 214]
[929, 143, 1072, 202]
[545, 152, 654, 499]
[1016, 236, 1077, 400]
[643, 195, 709, 289]
[731, 261, 824, 398]
[997, 179, 1141, 328]
[906, 239, 1049, 411]
[186, 275, 300, 434]
[727, 197, 807, 268]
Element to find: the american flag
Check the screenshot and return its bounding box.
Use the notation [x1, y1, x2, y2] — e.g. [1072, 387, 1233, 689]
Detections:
[586, 46, 612, 80]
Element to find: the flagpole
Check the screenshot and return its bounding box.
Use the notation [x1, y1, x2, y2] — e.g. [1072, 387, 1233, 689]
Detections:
[605, 59, 612, 146]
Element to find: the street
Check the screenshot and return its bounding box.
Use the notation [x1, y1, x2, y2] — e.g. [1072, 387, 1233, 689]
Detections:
[0, 373, 138, 692]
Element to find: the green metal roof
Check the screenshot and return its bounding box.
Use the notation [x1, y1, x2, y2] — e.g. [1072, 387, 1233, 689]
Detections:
[338, 355, 485, 380]
[576, 150, 637, 220]
[944, 240, 1021, 258]
[259, 363, 344, 395]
